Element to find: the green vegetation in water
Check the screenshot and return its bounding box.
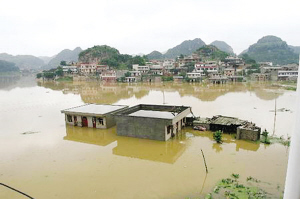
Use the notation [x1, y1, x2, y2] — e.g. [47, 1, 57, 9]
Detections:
[206, 175, 278, 198]
[261, 129, 270, 144]
[213, 130, 223, 143]
[285, 86, 296, 91]
[162, 76, 174, 81]
[56, 76, 73, 82]
[267, 136, 291, 146]
[259, 129, 290, 146]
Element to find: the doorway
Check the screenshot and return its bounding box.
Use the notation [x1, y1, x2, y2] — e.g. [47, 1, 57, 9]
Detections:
[82, 116, 88, 127]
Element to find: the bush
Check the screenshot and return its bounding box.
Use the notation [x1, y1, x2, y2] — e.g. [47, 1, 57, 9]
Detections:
[213, 130, 223, 143]
[36, 73, 42, 78]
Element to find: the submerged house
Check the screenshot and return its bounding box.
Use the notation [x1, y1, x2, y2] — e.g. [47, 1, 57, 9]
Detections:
[62, 103, 191, 141]
[114, 104, 191, 141]
[61, 104, 128, 129]
[193, 115, 261, 141]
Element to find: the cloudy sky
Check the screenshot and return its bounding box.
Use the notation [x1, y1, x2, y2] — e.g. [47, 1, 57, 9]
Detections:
[0, 0, 299, 57]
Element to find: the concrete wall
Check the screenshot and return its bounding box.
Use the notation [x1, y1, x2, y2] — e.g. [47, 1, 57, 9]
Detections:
[236, 127, 261, 141]
[64, 114, 113, 129]
[115, 116, 172, 141]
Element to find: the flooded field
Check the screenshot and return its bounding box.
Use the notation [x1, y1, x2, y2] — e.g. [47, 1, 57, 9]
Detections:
[0, 75, 295, 198]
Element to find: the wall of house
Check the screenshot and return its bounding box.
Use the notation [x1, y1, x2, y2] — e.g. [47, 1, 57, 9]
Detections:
[105, 114, 117, 128]
[115, 116, 171, 141]
[236, 127, 261, 141]
[64, 114, 111, 129]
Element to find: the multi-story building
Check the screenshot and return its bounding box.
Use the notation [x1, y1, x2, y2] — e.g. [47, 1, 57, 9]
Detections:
[187, 72, 201, 81]
[132, 64, 150, 73]
[80, 63, 97, 74]
[278, 71, 298, 81]
[194, 61, 218, 76]
[62, 66, 79, 74]
[100, 70, 117, 82]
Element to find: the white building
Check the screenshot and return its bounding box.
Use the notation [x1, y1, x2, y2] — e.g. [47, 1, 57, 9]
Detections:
[129, 71, 142, 77]
[195, 61, 218, 76]
[278, 71, 298, 80]
[62, 66, 79, 74]
[187, 72, 201, 80]
[80, 63, 97, 74]
[132, 64, 149, 73]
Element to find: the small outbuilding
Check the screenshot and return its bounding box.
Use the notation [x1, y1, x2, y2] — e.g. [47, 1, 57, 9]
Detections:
[61, 104, 128, 129]
[114, 104, 191, 141]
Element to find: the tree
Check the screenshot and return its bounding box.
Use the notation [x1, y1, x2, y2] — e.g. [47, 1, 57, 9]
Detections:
[43, 72, 55, 79]
[55, 66, 64, 77]
[125, 72, 131, 77]
[60, 61, 67, 66]
[36, 73, 42, 78]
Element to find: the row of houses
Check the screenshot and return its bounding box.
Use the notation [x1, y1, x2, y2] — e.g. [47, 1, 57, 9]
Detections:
[251, 63, 299, 81]
[61, 57, 298, 83]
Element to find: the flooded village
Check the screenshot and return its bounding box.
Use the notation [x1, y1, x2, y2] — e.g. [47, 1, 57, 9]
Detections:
[0, 74, 296, 198]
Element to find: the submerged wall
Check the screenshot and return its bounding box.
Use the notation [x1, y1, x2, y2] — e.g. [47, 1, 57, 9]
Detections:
[236, 127, 261, 141]
[115, 116, 172, 141]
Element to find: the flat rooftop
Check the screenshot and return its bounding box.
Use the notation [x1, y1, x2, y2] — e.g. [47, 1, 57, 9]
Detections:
[61, 104, 128, 116]
[129, 110, 178, 119]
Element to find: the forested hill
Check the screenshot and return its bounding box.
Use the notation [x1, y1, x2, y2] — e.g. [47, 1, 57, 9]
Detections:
[0, 60, 20, 72]
[78, 45, 148, 70]
[241, 35, 298, 65]
[163, 38, 206, 59]
[46, 47, 82, 69]
[210, 40, 234, 54]
[194, 45, 229, 61]
[0, 53, 44, 69]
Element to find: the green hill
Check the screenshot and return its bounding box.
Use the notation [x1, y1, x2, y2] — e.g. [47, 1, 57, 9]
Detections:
[46, 47, 82, 69]
[0, 60, 20, 73]
[164, 38, 206, 59]
[194, 45, 229, 61]
[79, 45, 147, 69]
[210, 40, 234, 54]
[289, 45, 300, 55]
[146, 51, 163, 60]
[242, 36, 298, 65]
[0, 53, 44, 69]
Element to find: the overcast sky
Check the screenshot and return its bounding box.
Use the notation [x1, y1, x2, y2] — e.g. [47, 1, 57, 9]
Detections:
[0, 0, 299, 57]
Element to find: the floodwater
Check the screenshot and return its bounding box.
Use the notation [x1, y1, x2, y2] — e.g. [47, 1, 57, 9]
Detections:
[0, 75, 295, 198]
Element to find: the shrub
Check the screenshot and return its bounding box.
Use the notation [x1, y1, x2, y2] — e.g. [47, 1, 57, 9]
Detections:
[213, 130, 223, 143]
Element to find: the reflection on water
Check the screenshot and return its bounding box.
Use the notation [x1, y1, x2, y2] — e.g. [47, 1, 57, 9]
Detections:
[38, 81, 283, 104]
[0, 75, 37, 90]
[64, 125, 188, 164]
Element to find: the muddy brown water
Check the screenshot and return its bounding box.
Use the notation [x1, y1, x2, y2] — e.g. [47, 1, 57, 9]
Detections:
[0, 76, 294, 198]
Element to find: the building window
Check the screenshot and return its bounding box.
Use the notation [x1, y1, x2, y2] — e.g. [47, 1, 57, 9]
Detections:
[67, 115, 73, 122]
[98, 118, 104, 125]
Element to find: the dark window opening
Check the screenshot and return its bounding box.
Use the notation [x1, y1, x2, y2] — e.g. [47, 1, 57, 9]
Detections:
[67, 115, 72, 122]
[98, 118, 104, 125]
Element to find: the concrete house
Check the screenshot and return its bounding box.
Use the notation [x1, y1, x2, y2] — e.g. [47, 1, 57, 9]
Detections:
[61, 104, 128, 129]
[114, 104, 191, 141]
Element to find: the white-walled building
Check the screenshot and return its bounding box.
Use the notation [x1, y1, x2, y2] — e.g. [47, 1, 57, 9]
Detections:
[195, 61, 219, 76]
[62, 66, 79, 74]
[132, 64, 149, 73]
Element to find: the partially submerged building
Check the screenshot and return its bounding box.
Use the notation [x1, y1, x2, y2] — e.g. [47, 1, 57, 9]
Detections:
[62, 104, 191, 141]
[193, 115, 261, 141]
[114, 104, 191, 141]
[61, 104, 128, 129]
